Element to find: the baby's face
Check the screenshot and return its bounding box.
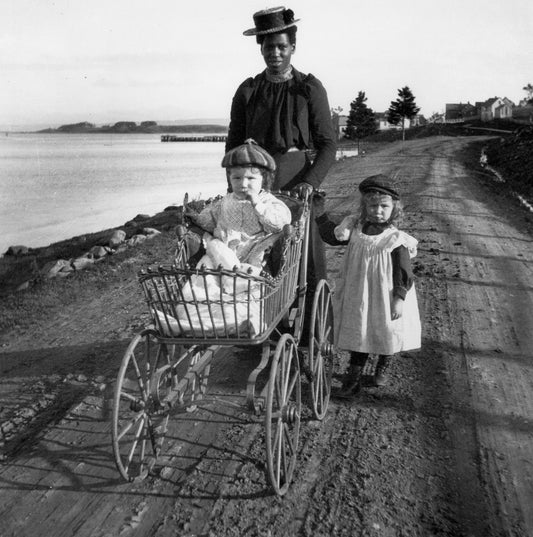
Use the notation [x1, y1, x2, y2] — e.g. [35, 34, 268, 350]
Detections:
[365, 194, 394, 224]
[229, 166, 263, 199]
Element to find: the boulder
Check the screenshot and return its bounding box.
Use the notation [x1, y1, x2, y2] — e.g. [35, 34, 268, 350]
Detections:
[41, 259, 72, 279]
[88, 245, 111, 259]
[71, 256, 95, 271]
[4, 245, 30, 256]
[16, 281, 31, 292]
[142, 227, 161, 237]
[132, 214, 150, 222]
[126, 234, 147, 247]
[108, 229, 126, 248]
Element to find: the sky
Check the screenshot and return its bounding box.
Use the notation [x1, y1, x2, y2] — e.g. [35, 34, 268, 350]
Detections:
[1, 0, 532, 129]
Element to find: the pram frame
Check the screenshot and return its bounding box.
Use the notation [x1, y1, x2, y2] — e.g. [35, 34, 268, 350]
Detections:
[111, 190, 335, 496]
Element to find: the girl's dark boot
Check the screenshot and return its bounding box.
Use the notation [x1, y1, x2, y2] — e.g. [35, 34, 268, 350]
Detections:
[338, 352, 367, 398]
[374, 355, 393, 387]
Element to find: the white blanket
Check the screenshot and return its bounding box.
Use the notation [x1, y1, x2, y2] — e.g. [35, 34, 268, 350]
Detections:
[152, 234, 267, 337]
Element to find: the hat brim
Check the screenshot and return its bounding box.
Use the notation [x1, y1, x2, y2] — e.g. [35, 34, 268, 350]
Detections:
[243, 19, 300, 36]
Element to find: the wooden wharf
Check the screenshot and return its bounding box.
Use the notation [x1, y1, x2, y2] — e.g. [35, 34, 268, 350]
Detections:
[161, 134, 227, 142]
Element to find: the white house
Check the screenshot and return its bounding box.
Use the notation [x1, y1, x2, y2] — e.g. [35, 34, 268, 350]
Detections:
[479, 97, 514, 121]
[375, 112, 410, 130]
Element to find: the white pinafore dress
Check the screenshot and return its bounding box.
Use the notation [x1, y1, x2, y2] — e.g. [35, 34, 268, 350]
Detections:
[333, 223, 421, 355]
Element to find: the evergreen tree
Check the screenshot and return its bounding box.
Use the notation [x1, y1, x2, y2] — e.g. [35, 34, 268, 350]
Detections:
[523, 83, 533, 105]
[345, 91, 377, 152]
[387, 86, 420, 141]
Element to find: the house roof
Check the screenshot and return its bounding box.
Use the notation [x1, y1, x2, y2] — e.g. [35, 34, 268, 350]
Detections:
[482, 97, 500, 108]
[446, 102, 476, 111]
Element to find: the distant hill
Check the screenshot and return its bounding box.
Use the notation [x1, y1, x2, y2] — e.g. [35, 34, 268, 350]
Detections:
[37, 121, 228, 134]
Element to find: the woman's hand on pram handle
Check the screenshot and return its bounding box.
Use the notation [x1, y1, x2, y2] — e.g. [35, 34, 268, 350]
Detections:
[312, 189, 327, 217]
[291, 182, 314, 199]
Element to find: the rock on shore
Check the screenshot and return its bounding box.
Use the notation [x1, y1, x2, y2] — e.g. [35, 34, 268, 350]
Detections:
[0, 206, 185, 295]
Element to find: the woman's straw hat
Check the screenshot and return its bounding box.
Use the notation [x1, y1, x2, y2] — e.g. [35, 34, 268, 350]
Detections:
[243, 6, 300, 36]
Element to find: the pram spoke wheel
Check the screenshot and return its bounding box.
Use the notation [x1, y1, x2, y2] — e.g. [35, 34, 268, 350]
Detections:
[112, 329, 175, 481]
[308, 279, 334, 420]
[265, 334, 301, 496]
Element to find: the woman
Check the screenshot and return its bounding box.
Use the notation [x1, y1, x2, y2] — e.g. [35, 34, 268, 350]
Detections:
[226, 6, 336, 193]
[226, 6, 337, 315]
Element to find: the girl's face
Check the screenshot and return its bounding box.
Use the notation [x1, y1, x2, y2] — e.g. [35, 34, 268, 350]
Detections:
[364, 194, 394, 224]
[261, 33, 295, 74]
[229, 166, 263, 199]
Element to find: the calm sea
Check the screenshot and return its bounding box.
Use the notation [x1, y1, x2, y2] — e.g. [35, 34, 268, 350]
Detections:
[0, 133, 227, 254]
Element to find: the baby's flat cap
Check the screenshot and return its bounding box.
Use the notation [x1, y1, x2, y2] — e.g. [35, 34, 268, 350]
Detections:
[222, 138, 276, 172]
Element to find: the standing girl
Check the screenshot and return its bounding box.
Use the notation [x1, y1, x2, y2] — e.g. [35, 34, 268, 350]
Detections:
[315, 174, 421, 397]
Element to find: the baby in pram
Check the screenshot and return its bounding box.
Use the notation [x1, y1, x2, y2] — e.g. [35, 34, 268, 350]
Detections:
[183, 138, 292, 281]
[157, 140, 292, 337]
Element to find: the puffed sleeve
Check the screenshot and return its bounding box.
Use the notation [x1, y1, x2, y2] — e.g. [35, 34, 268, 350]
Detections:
[383, 229, 418, 258]
[254, 192, 292, 233]
[302, 75, 337, 188]
[193, 200, 220, 233]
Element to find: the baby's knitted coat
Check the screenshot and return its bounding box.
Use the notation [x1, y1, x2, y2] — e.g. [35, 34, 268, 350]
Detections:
[194, 192, 291, 264]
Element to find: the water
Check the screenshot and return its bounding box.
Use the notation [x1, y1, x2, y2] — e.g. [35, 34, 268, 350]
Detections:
[0, 133, 228, 254]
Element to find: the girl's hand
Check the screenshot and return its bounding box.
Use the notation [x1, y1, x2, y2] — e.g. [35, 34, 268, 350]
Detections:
[391, 297, 404, 320]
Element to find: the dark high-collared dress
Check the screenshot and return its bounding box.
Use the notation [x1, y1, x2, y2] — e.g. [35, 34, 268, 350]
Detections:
[226, 67, 336, 190]
[226, 67, 337, 288]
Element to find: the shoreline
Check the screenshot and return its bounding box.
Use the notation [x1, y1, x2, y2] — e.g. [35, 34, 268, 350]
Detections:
[3, 125, 529, 296]
[0, 200, 206, 295]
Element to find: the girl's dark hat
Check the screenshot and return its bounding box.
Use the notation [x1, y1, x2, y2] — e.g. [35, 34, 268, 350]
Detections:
[243, 6, 300, 36]
[359, 174, 400, 199]
[221, 138, 276, 172]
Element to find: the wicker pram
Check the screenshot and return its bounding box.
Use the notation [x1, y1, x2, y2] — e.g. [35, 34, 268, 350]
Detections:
[139, 192, 307, 345]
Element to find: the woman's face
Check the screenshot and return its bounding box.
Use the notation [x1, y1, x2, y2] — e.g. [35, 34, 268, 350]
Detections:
[260, 33, 295, 74]
[229, 166, 263, 199]
[364, 194, 394, 224]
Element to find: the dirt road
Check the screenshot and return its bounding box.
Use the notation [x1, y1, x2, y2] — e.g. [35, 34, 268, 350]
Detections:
[1, 135, 532, 537]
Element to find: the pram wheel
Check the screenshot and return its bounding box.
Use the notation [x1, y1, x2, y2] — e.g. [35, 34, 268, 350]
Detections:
[308, 279, 334, 420]
[265, 333, 301, 496]
[111, 329, 176, 481]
